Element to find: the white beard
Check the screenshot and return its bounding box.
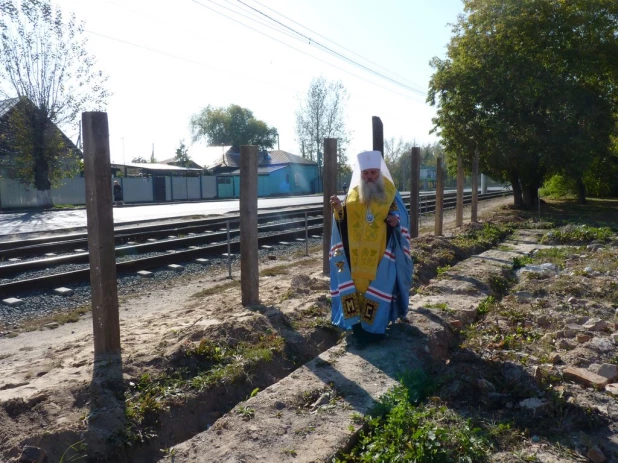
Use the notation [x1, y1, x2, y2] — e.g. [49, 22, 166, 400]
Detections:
[359, 174, 386, 205]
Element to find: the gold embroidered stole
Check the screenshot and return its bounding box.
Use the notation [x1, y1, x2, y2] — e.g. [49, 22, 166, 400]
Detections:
[346, 178, 396, 292]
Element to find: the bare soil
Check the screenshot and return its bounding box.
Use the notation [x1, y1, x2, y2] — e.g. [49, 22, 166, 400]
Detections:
[2, 197, 618, 463]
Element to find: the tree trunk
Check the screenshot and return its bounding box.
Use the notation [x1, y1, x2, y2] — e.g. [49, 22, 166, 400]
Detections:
[576, 177, 587, 204]
[510, 172, 524, 208]
[35, 189, 53, 208]
[522, 185, 538, 209]
[32, 111, 53, 208]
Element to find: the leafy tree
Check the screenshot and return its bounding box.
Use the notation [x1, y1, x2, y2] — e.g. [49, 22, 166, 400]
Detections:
[174, 140, 191, 167]
[296, 76, 350, 165]
[0, 0, 109, 207]
[428, 0, 618, 207]
[190, 104, 277, 150]
[132, 156, 148, 163]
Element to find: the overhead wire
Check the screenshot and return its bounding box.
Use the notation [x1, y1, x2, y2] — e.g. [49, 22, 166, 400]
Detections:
[248, 0, 426, 92]
[192, 0, 426, 101]
[235, 0, 426, 96]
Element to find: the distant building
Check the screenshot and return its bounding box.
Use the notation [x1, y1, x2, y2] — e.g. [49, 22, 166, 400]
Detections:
[208, 147, 319, 198]
[0, 97, 79, 179]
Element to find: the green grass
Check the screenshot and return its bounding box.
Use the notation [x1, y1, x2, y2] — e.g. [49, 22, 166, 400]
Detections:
[124, 332, 285, 443]
[336, 371, 490, 463]
[477, 296, 497, 315]
[541, 224, 614, 245]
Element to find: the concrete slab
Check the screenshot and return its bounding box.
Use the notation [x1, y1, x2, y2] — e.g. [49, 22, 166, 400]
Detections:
[137, 270, 154, 278]
[54, 287, 74, 297]
[168, 264, 184, 271]
[2, 297, 24, 307]
[157, 325, 437, 463]
[195, 258, 209, 265]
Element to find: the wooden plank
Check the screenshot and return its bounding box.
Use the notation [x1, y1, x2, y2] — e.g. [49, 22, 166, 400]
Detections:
[455, 155, 464, 227]
[471, 150, 479, 223]
[82, 112, 121, 355]
[240, 145, 259, 305]
[372, 116, 384, 157]
[409, 147, 421, 238]
[323, 138, 338, 274]
[435, 157, 444, 236]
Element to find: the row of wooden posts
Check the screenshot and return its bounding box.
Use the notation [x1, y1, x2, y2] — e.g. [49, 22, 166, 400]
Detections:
[82, 113, 480, 357]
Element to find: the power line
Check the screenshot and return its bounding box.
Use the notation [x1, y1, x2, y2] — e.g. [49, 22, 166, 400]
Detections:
[236, 0, 426, 96]
[191, 0, 425, 101]
[248, 0, 426, 92]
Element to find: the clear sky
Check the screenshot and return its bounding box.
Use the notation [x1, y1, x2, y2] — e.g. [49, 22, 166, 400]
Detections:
[52, 0, 464, 167]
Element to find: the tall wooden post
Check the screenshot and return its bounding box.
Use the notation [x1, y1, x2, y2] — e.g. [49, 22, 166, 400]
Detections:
[323, 138, 338, 274]
[82, 112, 120, 356]
[471, 150, 479, 223]
[455, 155, 464, 228]
[372, 116, 384, 156]
[240, 145, 259, 305]
[409, 147, 421, 238]
[435, 157, 444, 236]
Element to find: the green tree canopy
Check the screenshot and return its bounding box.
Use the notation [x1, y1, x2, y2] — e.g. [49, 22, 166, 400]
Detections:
[174, 140, 191, 167]
[0, 0, 109, 206]
[190, 104, 278, 151]
[428, 0, 618, 206]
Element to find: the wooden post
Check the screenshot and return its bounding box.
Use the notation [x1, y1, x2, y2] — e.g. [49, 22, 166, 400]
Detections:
[240, 145, 259, 305]
[471, 150, 479, 223]
[435, 157, 444, 236]
[409, 147, 421, 238]
[372, 116, 384, 157]
[82, 112, 120, 356]
[455, 155, 464, 227]
[323, 138, 338, 274]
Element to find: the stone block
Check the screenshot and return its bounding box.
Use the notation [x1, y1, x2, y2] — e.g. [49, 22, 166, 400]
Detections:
[261, 245, 273, 250]
[278, 241, 291, 245]
[73, 249, 86, 253]
[44, 253, 57, 257]
[167, 235, 177, 239]
[19, 445, 46, 463]
[168, 264, 184, 271]
[563, 366, 610, 389]
[589, 363, 618, 381]
[8, 258, 21, 262]
[2, 297, 24, 307]
[195, 258, 209, 265]
[295, 238, 306, 242]
[137, 270, 154, 278]
[54, 287, 74, 297]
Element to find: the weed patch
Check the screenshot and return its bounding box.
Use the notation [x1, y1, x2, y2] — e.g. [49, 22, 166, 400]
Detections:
[338, 371, 490, 462]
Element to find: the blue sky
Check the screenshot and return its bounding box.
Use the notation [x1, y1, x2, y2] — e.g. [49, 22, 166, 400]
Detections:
[53, 0, 464, 166]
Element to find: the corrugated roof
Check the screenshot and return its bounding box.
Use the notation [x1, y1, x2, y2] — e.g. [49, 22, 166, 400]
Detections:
[219, 165, 287, 176]
[209, 149, 316, 170]
[112, 162, 202, 172]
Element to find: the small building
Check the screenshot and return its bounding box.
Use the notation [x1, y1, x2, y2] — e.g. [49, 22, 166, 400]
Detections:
[209, 148, 319, 198]
[0, 97, 79, 179]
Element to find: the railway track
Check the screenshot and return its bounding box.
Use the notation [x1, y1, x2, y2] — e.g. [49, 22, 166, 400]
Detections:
[0, 190, 509, 300]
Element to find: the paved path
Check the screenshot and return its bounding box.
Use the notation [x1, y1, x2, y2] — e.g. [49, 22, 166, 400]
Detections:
[0, 195, 328, 239]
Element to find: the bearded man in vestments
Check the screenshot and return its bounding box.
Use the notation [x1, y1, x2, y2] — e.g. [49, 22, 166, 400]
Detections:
[329, 150, 413, 344]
